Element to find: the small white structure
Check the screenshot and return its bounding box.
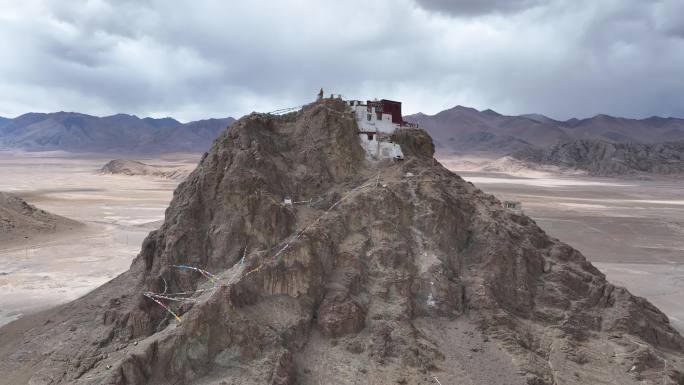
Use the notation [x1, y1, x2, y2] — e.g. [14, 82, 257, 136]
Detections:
[347, 99, 416, 161]
[358, 133, 404, 161]
[503, 200, 522, 212]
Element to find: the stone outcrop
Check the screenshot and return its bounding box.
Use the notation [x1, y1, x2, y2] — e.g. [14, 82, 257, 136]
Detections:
[100, 159, 191, 180]
[1, 99, 683, 385]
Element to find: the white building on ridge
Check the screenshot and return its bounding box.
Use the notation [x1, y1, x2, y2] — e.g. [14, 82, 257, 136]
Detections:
[346, 99, 417, 161]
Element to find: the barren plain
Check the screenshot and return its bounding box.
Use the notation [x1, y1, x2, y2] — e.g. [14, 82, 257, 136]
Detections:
[0, 151, 198, 326]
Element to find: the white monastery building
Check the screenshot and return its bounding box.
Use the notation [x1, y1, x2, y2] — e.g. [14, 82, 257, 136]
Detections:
[345, 98, 417, 161]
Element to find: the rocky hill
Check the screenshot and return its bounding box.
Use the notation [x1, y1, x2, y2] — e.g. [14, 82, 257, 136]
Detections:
[1, 99, 683, 385]
[406, 106, 684, 156]
[513, 139, 684, 176]
[0, 192, 81, 243]
[0, 112, 234, 154]
[100, 159, 191, 180]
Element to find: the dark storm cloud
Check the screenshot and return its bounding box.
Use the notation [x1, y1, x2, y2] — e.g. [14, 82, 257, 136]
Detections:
[413, 0, 544, 15]
[0, 0, 682, 121]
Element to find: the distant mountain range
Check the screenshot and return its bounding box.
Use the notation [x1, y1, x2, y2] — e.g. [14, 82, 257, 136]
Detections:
[0, 112, 235, 154]
[405, 106, 684, 155]
[4, 105, 684, 176]
[404, 106, 684, 176]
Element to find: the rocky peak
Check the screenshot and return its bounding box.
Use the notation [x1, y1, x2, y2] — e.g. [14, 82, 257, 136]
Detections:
[1, 98, 683, 385]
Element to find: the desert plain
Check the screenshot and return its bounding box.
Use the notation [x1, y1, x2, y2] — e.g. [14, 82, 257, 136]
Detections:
[1, 151, 683, 335]
[0, 151, 199, 326]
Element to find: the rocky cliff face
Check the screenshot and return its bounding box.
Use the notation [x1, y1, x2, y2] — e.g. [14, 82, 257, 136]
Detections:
[514, 139, 684, 176]
[1, 99, 683, 385]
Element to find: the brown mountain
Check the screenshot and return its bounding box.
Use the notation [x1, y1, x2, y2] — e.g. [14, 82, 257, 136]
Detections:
[0, 112, 235, 154]
[562, 115, 684, 143]
[405, 106, 684, 156]
[513, 139, 684, 176]
[0, 99, 683, 384]
[405, 106, 571, 155]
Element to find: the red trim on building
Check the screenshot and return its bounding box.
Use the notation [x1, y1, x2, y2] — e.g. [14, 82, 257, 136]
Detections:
[379, 99, 403, 124]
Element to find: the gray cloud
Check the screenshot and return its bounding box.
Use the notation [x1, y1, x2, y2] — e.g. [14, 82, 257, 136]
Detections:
[654, 0, 684, 38]
[414, 0, 544, 15]
[0, 0, 682, 122]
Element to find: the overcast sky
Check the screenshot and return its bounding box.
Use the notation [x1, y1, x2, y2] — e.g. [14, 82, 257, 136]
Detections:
[0, 0, 682, 122]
